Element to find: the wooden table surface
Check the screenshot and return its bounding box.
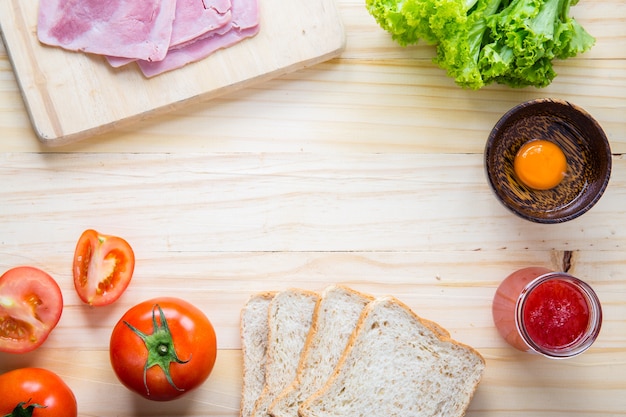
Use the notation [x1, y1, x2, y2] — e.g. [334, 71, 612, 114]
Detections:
[1, 1, 625, 416]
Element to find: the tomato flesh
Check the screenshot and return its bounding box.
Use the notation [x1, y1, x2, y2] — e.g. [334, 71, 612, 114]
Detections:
[109, 297, 217, 401]
[73, 229, 135, 306]
[0, 267, 63, 353]
[0, 367, 77, 417]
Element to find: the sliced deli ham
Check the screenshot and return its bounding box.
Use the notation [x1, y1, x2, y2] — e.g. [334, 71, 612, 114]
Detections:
[138, 25, 260, 77]
[106, 0, 234, 68]
[37, 0, 261, 77]
[37, 0, 177, 62]
[137, 0, 260, 77]
[172, 0, 233, 47]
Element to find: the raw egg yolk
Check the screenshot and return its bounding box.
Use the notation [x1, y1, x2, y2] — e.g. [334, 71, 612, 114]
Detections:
[514, 140, 567, 190]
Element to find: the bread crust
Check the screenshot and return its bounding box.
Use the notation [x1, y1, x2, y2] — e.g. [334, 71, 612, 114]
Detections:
[240, 288, 485, 417]
[249, 288, 320, 417]
[298, 295, 485, 417]
[268, 285, 375, 417]
[240, 291, 277, 417]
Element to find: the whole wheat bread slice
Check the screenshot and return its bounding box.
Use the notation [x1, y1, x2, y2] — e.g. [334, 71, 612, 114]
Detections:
[240, 291, 277, 417]
[249, 288, 320, 417]
[268, 285, 375, 417]
[299, 296, 485, 417]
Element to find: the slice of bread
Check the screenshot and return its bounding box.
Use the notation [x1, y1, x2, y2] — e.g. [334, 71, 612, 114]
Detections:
[268, 285, 375, 417]
[299, 296, 485, 417]
[249, 288, 320, 417]
[240, 291, 277, 417]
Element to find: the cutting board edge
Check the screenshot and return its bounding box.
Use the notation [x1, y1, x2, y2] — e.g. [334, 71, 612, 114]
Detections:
[0, 0, 347, 147]
[33, 42, 346, 147]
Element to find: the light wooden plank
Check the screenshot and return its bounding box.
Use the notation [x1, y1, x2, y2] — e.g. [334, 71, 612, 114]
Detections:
[3, 347, 624, 417]
[2, 346, 626, 417]
[0, 248, 623, 349]
[1, 1, 626, 415]
[1, 153, 625, 253]
[1, 0, 625, 153]
[1, 153, 624, 349]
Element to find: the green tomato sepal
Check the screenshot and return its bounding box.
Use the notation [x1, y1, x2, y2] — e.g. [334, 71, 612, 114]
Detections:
[3, 401, 46, 417]
[124, 304, 191, 396]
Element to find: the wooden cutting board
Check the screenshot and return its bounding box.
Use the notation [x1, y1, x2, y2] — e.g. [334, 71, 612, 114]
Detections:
[0, 0, 345, 146]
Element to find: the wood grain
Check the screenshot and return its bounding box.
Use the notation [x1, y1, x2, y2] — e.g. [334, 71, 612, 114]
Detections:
[1, 152, 626, 415]
[1, 0, 626, 416]
[1, 0, 625, 153]
[0, 0, 345, 145]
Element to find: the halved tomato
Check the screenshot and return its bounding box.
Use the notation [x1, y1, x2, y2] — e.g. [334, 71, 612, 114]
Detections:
[0, 266, 63, 353]
[72, 229, 135, 306]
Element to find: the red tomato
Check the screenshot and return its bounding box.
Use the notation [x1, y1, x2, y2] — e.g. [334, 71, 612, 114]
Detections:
[0, 266, 63, 353]
[72, 229, 135, 306]
[109, 297, 217, 401]
[0, 367, 77, 417]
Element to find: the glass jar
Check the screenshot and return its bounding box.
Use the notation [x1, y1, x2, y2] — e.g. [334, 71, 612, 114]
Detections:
[492, 267, 602, 359]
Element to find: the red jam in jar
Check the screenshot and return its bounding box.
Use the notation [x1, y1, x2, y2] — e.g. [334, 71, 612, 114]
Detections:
[522, 279, 590, 349]
[492, 267, 602, 358]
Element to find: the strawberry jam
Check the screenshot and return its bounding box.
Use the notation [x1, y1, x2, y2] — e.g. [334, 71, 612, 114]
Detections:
[521, 279, 590, 350]
[492, 267, 602, 358]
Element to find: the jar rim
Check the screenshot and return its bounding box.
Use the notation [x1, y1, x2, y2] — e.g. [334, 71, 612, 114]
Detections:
[515, 272, 602, 359]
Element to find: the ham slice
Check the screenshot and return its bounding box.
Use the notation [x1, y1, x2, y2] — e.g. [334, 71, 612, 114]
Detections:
[138, 25, 260, 77]
[106, 0, 233, 68]
[137, 0, 260, 77]
[172, 0, 232, 47]
[37, 0, 177, 62]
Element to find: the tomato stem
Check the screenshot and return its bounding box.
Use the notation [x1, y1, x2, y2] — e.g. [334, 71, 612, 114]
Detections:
[158, 343, 169, 356]
[124, 304, 191, 396]
[4, 401, 46, 417]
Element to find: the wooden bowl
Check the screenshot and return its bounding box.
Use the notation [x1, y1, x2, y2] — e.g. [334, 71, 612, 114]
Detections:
[485, 98, 612, 224]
